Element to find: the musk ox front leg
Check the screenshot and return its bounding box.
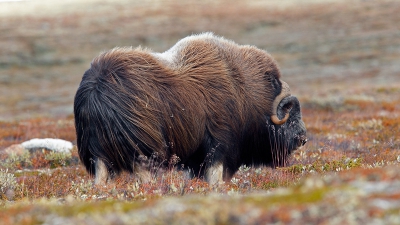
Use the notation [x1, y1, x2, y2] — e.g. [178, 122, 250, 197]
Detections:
[204, 146, 239, 186]
[205, 162, 239, 186]
[132, 161, 152, 184]
[205, 163, 223, 186]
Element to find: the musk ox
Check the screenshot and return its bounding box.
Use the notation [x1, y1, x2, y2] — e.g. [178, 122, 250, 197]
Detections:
[74, 33, 307, 185]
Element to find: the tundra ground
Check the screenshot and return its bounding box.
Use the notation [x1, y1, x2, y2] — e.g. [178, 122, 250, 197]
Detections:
[0, 0, 399, 224]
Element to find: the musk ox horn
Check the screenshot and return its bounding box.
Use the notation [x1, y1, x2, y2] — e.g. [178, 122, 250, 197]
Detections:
[271, 80, 291, 125]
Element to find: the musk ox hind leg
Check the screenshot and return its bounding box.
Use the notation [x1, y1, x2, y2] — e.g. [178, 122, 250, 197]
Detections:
[94, 158, 152, 185]
[94, 158, 109, 186]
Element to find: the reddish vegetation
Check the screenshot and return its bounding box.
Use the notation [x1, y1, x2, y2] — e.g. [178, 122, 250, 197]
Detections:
[0, 1, 399, 223]
[0, 84, 398, 201]
[0, 118, 75, 150]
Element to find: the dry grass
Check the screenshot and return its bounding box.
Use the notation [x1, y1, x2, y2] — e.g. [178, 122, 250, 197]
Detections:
[0, 0, 400, 224]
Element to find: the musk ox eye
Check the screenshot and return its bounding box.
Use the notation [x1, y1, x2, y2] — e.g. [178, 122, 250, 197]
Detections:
[268, 75, 280, 91]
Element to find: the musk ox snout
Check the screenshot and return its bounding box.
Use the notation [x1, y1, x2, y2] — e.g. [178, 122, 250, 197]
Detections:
[74, 33, 307, 186]
[282, 96, 306, 141]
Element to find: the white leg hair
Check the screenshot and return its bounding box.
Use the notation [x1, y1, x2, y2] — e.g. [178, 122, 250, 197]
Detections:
[133, 162, 152, 183]
[94, 158, 109, 185]
[205, 163, 223, 186]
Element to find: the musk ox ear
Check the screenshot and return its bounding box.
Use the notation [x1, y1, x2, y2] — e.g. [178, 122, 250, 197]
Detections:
[271, 80, 291, 125]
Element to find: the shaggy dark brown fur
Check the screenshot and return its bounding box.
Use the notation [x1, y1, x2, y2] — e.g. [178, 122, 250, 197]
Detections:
[74, 33, 306, 185]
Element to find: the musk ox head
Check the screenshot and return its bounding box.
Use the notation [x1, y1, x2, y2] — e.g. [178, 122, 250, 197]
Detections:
[74, 33, 306, 186]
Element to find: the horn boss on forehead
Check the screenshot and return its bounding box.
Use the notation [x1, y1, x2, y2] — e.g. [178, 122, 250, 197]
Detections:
[74, 32, 307, 186]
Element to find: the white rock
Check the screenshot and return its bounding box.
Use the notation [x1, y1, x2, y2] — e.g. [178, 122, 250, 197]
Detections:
[21, 138, 73, 153]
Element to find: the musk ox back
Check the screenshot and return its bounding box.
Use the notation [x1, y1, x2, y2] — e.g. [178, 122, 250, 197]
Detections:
[74, 33, 307, 185]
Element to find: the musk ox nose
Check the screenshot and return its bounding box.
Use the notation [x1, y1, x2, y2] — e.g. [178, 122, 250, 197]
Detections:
[301, 137, 307, 146]
[297, 116, 307, 147]
[294, 135, 307, 148]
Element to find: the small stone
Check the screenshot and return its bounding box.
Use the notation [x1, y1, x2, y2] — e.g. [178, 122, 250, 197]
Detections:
[3, 144, 28, 156]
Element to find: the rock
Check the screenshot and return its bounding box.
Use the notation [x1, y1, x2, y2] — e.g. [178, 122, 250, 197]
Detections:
[3, 144, 28, 156]
[21, 138, 73, 153]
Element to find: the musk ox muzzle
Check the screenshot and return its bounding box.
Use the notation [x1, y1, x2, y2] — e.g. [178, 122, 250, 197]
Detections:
[73, 33, 307, 186]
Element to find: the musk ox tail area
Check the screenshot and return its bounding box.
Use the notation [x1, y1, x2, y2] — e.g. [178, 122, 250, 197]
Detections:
[74, 48, 170, 179]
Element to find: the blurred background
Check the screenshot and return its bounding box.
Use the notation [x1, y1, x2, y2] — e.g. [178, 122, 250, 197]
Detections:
[0, 0, 399, 120]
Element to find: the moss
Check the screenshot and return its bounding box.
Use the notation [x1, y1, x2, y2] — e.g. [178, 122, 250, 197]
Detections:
[261, 181, 280, 190]
[13, 170, 41, 177]
[245, 188, 327, 208]
[384, 208, 400, 217]
[44, 151, 72, 168]
[376, 87, 400, 94]
[285, 157, 363, 175]
[51, 200, 147, 217]
[284, 164, 305, 175]
[0, 151, 32, 169]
